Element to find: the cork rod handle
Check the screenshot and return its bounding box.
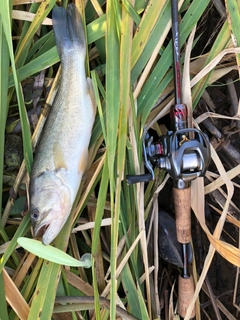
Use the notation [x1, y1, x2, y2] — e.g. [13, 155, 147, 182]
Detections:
[173, 187, 191, 244]
[178, 275, 196, 318]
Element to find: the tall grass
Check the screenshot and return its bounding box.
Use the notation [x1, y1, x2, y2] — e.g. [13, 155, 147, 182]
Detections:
[0, 0, 240, 319]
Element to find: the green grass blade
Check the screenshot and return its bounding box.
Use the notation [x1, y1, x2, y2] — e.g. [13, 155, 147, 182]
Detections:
[0, 214, 31, 272]
[0, 14, 10, 217]
[21, 258, 43, 302]
[192, 21, 230, 108]
[8, 47, 59, 88]
[17, 238, 92, 267]
[134, 0, 149, 13]
[121, 262, 142, 318]
[137, 282, 149, 319]
[121, 260, 149, 319]
[0, 1, 33, 173]
[105, 0, 121, 317]
[27, 260, 61, 320]
[0, 271, 9, 320]
[131, 0, 169, 82]
[91, 70, 107, 142]
[87, 14, 106, 44]
[113, 0, 138, 314]
[26, 30, 54, 62]
[92, 159, 109, 253]
[0, 223, 20, 268]
[225, 0, 240, 71]
[91, 156, 108, 319]
[105, 1, 120, 179]
[122, 0, 141, 24]
[61, 268, 78, 320]
[14, 0, 56, 69]
[14, 3, 39, 55]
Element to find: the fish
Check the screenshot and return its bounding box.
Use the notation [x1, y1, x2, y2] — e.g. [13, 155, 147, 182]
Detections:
[29, 3, 96, 245]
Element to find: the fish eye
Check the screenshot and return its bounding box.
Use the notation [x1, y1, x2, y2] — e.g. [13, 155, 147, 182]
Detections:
[30, 208, 39, 221]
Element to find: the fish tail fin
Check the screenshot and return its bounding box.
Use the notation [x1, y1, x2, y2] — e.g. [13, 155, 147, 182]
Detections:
[52, 3, 86, 58]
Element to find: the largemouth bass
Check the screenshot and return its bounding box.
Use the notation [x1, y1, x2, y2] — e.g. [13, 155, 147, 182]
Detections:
[29, 4, 96, 245]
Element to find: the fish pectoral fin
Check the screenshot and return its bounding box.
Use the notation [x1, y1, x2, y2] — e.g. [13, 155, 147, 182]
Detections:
[78, 151, 88, 174]
[53, 144, 67, 171]
[87, 78, 97, 115]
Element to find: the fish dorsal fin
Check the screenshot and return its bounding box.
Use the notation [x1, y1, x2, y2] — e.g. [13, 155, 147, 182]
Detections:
[53, 143, 67, 171]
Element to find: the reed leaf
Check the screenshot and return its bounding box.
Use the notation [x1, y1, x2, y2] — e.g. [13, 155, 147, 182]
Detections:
[17, 238, 92, 267]
[0, 14, 9, 220]
[225, 0, 240, 73]
[0, 271, 9, 320]
[14, 0, 56, 68]
[105, 1, 120, 318]
[0, 1, 33, 173]
[0, 214, 31, 272]
[191, 20, 231, 108]
[8, 47, 59, 88]
[92, 159, 109, 319]
[27, 260, 61, 320]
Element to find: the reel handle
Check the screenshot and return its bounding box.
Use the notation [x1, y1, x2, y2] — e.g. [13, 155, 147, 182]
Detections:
[126, 173, 153, 185]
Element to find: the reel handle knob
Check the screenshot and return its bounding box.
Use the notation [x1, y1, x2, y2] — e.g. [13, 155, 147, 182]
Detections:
[126, 173, 153, 185]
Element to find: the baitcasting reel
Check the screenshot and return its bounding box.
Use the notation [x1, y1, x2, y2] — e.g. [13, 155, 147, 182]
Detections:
[126, 128, 211, 184]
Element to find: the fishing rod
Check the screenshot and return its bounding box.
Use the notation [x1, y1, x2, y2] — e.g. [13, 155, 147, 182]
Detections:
[127, 0, 211, 318]
[169, 0, 195, 317]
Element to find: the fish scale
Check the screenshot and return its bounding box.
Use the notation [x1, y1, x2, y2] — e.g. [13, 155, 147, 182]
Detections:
[29, 4, 96, 245]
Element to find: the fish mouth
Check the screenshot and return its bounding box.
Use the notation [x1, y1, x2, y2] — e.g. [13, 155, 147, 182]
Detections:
[33, 218, 66, 245]
[33, 220, 52, 239]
